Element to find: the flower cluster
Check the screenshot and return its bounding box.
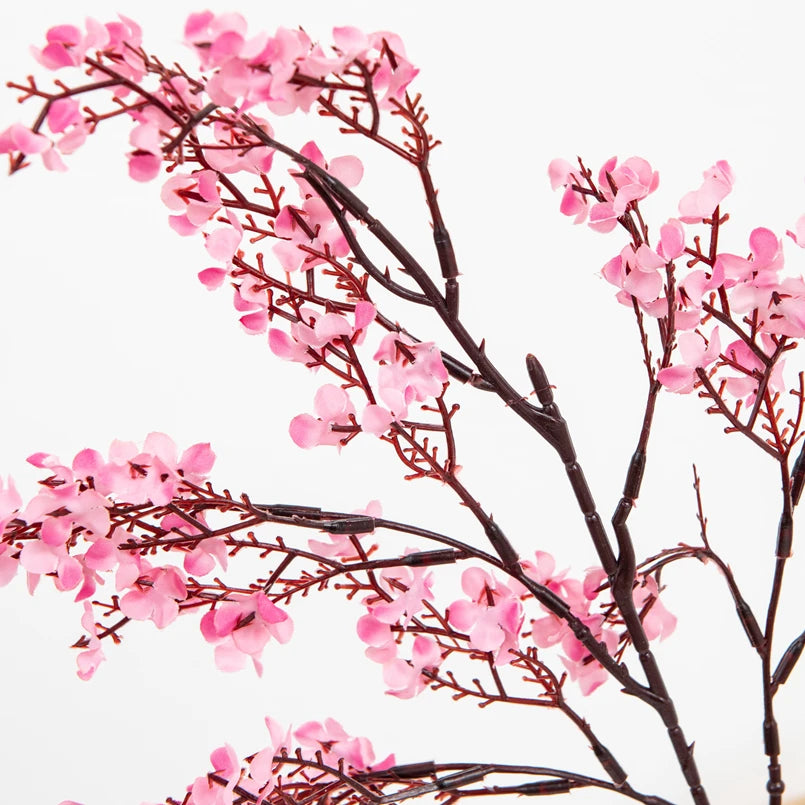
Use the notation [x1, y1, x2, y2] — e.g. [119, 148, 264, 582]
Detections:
[201, 592, 293, 676]
[356, 559, 442, 698]
[550, 156, 805, 410]
[447, 567, 524, 666]
[523, 553, 675, 696]
[60, 715, 392, 805]
[0, 434, 297, 678]
[183, 11, 417, 113]
[183, 716, 392, 805]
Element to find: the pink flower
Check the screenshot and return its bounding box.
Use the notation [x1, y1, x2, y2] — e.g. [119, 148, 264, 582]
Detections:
[606, 157, 659, 213]
[119, 564, 188, 628]
[601, 244, 664, 304]
[206, 208, 244, 265]
[448, 568, 523, 665]
[294, 718, 394, 770]
[678, 160, 734, 223]
[373, 333, 448, 418]
[76, 601, 105, 680]
[720, 336, 786, 404]
[0, 123, 51, 156]
[658, 218, 686, 261]
[658, 327, 721, 394]
[270, 145, 363, 272]
[289, 384, 356, 448]
[382, 635, 442, 699]
[0, 476, 22, 536]
[189, 743, 240, 805]
[31, 23, 105, 70]
[370, 563, 435, 626]
[200, 592, 293, 675]
[560, 625, 618, 696]
[634, 577, 677, 641]
[161, 169, 222, 234]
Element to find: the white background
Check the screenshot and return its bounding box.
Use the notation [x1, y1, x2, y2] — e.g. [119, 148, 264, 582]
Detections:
[1, 1, 805, 803]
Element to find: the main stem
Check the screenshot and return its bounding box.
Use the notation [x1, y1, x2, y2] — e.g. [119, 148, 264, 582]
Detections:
[761, 460, 793, 804]
[236, 118, 710, 803]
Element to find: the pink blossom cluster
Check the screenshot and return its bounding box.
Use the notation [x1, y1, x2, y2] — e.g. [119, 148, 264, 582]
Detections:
[277, 314, 449, 448]
[183, 11, 417, 113]
[201, 592, 292, 676]
[2, 432, 214, 594]
[356, 559, 443, 698]
[524, 552, 675, 696]
[550, 156, 805, 400]
[184, 716, 392, 805]
[0, 434, 294, 678]
[2, 11, 416, 180]
[195, 140, 364, 311]
[0, 16, 147, 172]
[30, 16, 144, 78]
[61, 716, 392, 805]
[270, 142, 363, 272]
[0, 101, 88, 172]
[447, 567, 524, 665]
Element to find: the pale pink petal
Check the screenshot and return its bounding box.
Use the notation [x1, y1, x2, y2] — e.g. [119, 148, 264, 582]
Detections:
[588, 201, 619, 233]
[47, 98, 82, 133]
[198, 267, 227, 289]
[215, 642, 248, 672]
[447, 599, 477, 631]
[19, 541, 59, 574]
[128, 152, 162, 182]
[357, 614, 392, 646]
[119, 589, 153, 620]
[240, 309, 269, 334]
[411, 635, 441, 667]
[548, 158, 575, 190]
[657, 365, 695, 393]
[169, 214, 199, 236]
[206, 227, 242, 261]
[329, 155, 363, 187]
[268, 329, 309, 362]
[469, 615, 504, 652]
[361, 404, 393, 436]
[256, 594, 287, 624]
[289, 414, 326, 449]
[461, 566, 493, 598]
[232, 621, 271, 655]
[314, 384, 351, 419]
